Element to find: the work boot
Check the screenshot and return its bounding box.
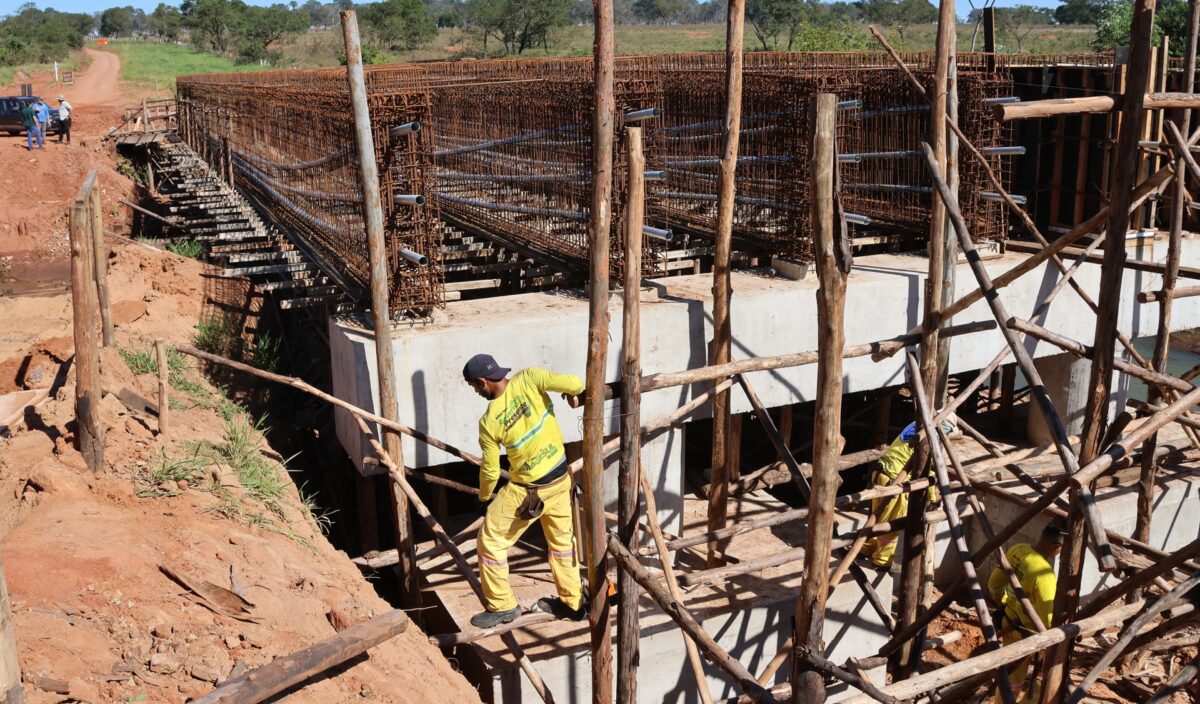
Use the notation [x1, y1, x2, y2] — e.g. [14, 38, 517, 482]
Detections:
[469, 605, 522, 628]
[532, 596, 586, 621]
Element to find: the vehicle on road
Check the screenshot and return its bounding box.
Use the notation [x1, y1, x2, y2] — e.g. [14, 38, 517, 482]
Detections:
[0, 96, 62, 136]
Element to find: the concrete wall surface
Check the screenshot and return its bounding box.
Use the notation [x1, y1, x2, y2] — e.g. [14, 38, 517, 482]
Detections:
[490, 570, 895, 703]
[331, 237, 1200, 472]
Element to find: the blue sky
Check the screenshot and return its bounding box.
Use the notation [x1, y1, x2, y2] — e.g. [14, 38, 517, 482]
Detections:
[2, 0, 1064, 20]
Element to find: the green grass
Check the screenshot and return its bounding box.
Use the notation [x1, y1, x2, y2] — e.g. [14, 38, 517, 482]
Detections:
[118, 344, 188, 378]
[193, 314, 244, 358]
[166, 239, 204, 259]
[0, 50, 87, 89]
[98, 40, 269, 94]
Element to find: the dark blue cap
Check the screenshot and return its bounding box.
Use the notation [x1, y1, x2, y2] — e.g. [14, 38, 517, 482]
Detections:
[463, 354, 510, 382]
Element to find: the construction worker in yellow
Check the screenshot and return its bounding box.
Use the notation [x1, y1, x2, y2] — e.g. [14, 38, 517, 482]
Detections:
[463, 354, 586, 628]
[861, 420, 945, 570]
[986, 523, 1065, 703]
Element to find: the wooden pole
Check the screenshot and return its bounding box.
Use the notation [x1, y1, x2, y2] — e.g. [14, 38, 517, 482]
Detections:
[616, 126, 644, 704]
[585, 0, 616, 696]
[0, 555, 22, 704]
[791, 92, 845, 704]
[88, 185, 112, 348]
[1044, 1, 1157, 697]
[907, 357, 1016, 702]
[340, 10, 417, 608]
[70, 172, 103, 472]
[192, 610, 410, 704]
[155, 339, 169, 437]
[707, 0, 746, 569]
[1136, 0, 1199, 604]
[606, 536, 771, 702]
[982, 6, 996, 71]
[918, 143, 1115, 570]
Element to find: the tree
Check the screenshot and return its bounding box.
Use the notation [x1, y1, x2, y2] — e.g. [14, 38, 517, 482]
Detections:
[236, 3, 308, 63]
[994, 5, 1054, 52]
[182, 0, 243, 53]
[361, 0, 437, 51]
[100, 6, 135, 37]
[466, 0, 571, 54]
[632, 0, 686, 24]
[0, 6, 92, 66]
[856, 0, 936, 43]
[746, 0, 808, 50]
[1093, 0, 1163, 51]
[149, 3, 183, 40]
[1055, 0, 1112, 25]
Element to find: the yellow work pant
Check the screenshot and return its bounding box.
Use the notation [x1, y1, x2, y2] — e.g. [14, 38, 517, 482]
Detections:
[862, 469, 937, 568]
[478, 476, 582, 613]
[993, 629, 1040, 703]
[862, 468, 908, 568]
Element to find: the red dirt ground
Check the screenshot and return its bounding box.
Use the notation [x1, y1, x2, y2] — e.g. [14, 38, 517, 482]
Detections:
[0, 52, 482, 703]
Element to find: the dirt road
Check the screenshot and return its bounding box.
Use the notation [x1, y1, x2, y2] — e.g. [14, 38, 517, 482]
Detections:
[65, 48, 122, 107]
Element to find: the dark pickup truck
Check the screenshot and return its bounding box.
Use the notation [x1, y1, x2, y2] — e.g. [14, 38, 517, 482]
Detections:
[0, 96, 62, 136]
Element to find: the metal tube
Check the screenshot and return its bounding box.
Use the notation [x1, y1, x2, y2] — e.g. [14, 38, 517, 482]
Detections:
[859, 104, 930, 118]
[644, 170, 666, 181]
[846, 183, 934, 194]
[982, 96, 1020, 105]
[389, 121, 420, 138]
[399, 248, 428, 266]
[837, 99, 863, 110]
[844, 213, 873, 225]
[395, 194, 426, 206]
[433, 191, 586, 220]
[980, 146, 1026, 156]
[624, 107, 660, 122]
[642, 225, 672, 242]
[981, 191, 1027, 204]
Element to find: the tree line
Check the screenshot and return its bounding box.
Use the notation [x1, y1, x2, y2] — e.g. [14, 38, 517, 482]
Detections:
[3, 0, 1198, 73]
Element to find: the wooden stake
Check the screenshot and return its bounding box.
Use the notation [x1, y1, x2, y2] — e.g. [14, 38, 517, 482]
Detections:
[70, 173, 103, 472]
[0, 554, 22, 704]
[192, 609, 410, 704]
[792, 92, 845, 704]
[707, 0, 747, 569]
[1045, 1, 1158, 695]
[607, 536, 772, 701]
[616, 125, 644, 704]
[585, 0, 616, 696]
[340, 10, 417, 608]
[155, 339, 169, 437]
[88, 185, 112, 348]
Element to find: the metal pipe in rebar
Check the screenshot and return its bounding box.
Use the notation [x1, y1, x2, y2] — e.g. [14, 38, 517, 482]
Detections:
[436, 171, 589, 183]
[234, 154, 362, 204]
[662, 110, 787, 134]
[980, 146, 1026, 156]
[845, 183, 934, 194]
[844, 213, 873, 225]
[395, 194, 426, 206]
[642, 225, 672, 242]
[399, 248, 428, 266]
[838, 99, 863, 110]
[666, 155, 792, 167]
[982, 96, 1020, 105]
[234, 160, 356, 238]
[624, 107, 660, 122]
[668, 123, 780, 143]
[981, 191, 1027, 204]
[434, 124, 581, 157]
[843, 149, 922, 161]
[858, 104, 930, 118]
[237, 145, 354, 171]
[663, 190, 793, 210]
[645, 170, 666, 181]
[433, 191, 586, 220]
[389, 122, 420, 138]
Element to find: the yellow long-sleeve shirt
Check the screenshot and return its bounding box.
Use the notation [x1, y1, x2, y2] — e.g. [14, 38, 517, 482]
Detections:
[877, 435, 915, 480]
[987, 543, 1056, 632]
[477, 368, 585, 501]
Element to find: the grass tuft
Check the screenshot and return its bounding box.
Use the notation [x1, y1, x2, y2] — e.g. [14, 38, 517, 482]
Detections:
[166, 239, 204, 259]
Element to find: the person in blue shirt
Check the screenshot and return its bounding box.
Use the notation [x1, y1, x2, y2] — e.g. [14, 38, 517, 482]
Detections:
[34, 99, 50, 142]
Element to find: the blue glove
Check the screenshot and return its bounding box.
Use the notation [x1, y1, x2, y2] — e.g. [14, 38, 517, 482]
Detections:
[899, 422, 919, 443]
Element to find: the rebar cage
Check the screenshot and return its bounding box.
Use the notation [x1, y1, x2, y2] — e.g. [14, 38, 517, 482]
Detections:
[178, 65, 443, 317]
[176, 51, 1017, 310]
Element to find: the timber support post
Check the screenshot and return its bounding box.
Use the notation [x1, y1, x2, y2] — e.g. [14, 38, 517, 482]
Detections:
[340, 10, 418, 608]
[791, 91, 847, 704]
[707, 0, 747, 569]
[584, 0, 616, 698]
[70, 170, 104, 472]
[155, 339, 169, 437]
[0, 554, 21, 704]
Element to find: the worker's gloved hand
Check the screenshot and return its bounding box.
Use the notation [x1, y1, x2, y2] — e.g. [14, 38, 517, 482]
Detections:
[562, 392, 584, 409]
[899, 422, 919, 443]
[477, 498, 493, 516]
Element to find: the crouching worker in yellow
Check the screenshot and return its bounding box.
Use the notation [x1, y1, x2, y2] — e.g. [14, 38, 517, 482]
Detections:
[986, 523, 1065, 703]
[463, 354, 586, 628]
[861, 421, 941, 570]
